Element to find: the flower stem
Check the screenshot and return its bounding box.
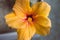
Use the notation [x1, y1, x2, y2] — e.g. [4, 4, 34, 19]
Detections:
[37, 0, 44, 2]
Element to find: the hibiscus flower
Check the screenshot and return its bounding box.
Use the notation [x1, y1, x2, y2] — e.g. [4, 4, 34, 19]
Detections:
[5, 0, 51, 40]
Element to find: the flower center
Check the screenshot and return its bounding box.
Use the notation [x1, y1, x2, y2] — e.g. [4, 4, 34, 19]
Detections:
[26, 15, 33, 22]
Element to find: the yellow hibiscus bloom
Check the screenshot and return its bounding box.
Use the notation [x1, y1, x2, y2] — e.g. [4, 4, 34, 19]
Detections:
[5, 0, 51, 40]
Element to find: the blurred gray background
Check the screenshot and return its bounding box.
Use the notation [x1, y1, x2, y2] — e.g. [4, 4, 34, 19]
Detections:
[0, 0, 60, 40]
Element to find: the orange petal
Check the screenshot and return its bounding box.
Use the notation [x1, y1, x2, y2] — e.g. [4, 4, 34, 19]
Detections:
[34, 23, 51, 36]
[13, 0, 32, 15]
[32, 2, 51, 17]
[34, 16, 51, 27]
[33, 16, 51, 36]
[17, 23, 36, 40]
[5, 12, 26, 29]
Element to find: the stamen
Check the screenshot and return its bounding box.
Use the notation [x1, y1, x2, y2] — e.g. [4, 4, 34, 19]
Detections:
[28, 17, 32, 22]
